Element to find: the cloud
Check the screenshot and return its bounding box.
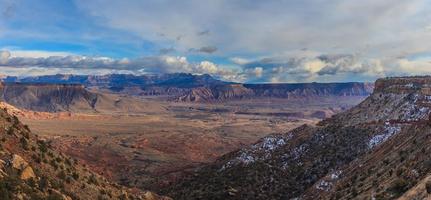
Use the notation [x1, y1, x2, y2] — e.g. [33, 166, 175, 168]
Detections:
[197, 30, 210, 36]
[159, 47, 176, 55]
[2, 49, 431, 83]
[189, 46, 218, 54]
[237, 52, 389, 83]
[0, 50, 10, 64]
[1, 0, 15, 19]
[0, 50, 240, 81]
[73, 0, 431, 58]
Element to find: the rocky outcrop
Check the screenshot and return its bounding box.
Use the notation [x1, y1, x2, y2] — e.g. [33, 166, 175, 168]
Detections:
[9, 154, 36, 180]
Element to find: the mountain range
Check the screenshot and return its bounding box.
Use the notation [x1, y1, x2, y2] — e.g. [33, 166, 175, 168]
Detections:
[1, 73, 373, 103]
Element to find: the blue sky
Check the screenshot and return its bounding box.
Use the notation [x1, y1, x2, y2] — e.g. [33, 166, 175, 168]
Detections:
[1, 0, 431, 83]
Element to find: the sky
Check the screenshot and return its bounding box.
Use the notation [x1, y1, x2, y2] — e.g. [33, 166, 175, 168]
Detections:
[1, 0, 431, 83]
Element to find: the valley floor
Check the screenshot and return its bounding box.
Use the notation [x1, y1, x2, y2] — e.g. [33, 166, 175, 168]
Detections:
[18, 96, 364, 192]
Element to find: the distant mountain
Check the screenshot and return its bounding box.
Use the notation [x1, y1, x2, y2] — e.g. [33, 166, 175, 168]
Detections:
[177, 82, 374, 102]
[0, 102, 169, 199]
[166, 76, 431, 199]
[2, 74, 374, 102]
[3, 73, 226, 89]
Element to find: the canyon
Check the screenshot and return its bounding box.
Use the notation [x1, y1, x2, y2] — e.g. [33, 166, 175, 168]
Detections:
[0, 74, 371, 196]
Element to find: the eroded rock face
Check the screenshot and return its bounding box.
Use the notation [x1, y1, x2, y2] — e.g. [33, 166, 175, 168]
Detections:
[10, 154, 29, 170]
[374, 76, 431, 94]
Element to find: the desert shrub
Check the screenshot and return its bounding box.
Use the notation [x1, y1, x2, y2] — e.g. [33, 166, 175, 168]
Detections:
[39, 176, 49, 190]
[65, 158, 72, 166]
[22, 131, 30, 139]
[47, 193, 64, 200]
[32, 154, 41, 163]
[20, 137, 29, 150]
[0, 170, 21, 200]
[72, 172, 79, 180]
[50, 159, 58, 170]
[396, 168, 404, 177]
[389, 178, 409, 196]
[426, 180, 431, 194]
[23, 125, 30, 131]
[351, 187, 358, 197]
[87, 174, 98, 185]
[12, 116, 19, 125]
[38, 141, 48, 153]
[119, 193, 128, 200]
[50, 179, 64, 190]
[57, 171, 67, 180]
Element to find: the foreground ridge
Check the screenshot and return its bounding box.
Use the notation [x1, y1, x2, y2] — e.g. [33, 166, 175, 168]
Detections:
[166, 76, 431, 200]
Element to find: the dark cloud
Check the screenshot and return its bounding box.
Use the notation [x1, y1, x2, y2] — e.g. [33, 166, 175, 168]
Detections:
[156, 32, 166, 37]
[159, 47, 176, 55]
[197, 30, 210, 36]
[189, 46, 218, 54]
[1, 1, 15, 19]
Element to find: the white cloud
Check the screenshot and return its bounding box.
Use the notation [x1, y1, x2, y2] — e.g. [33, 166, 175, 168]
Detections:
[74, 0, 431, 58]
[1, 49, 431, 83]
[10, 50, 73, 58]
[0, 50, 10, 64]
[0, 50, 240, 81]
[254, 67, 263, 78]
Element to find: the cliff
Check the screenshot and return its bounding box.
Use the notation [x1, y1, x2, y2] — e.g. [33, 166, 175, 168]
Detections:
[177, 82, 374, 102]
[0, 83, 98, 112]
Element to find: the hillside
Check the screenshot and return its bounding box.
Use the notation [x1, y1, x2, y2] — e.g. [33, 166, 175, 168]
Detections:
[165, 76, 431, 199]
[0, 105, 170, 199]
[177, 82, 374, 102]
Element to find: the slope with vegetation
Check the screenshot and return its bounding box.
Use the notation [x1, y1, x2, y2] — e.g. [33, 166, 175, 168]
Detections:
[166, 76, 431, 200]
[0, 105, 170, 200]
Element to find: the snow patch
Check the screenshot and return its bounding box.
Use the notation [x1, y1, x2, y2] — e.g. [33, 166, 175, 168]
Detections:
[368, 122, 401, 149]
[220, 133, 292, 170]
[316, 180, 332, 191]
